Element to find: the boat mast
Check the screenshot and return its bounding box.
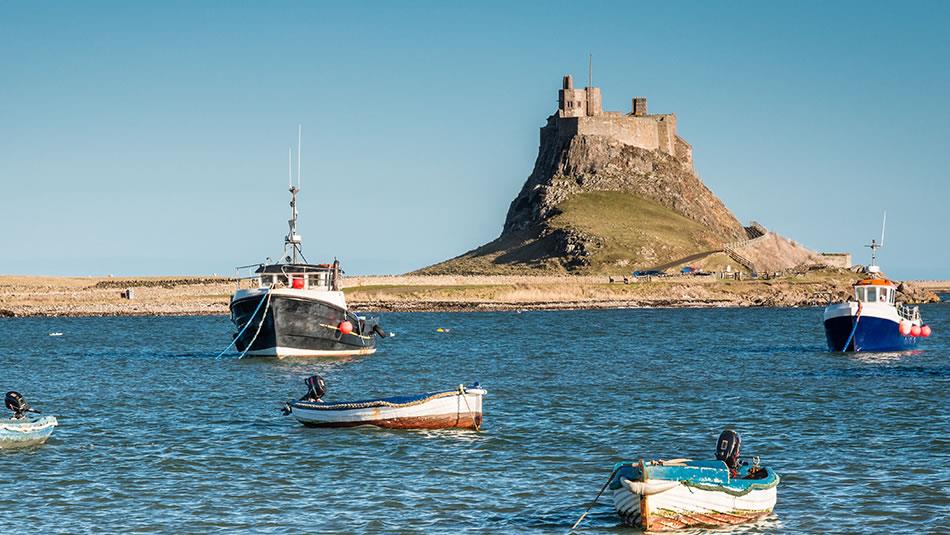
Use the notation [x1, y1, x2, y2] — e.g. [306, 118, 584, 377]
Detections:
[285, 125, 303, 264]
[864, 211, 886, 274]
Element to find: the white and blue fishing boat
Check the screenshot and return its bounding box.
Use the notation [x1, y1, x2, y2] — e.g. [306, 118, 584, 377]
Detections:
[282, 376, 485, 430]
[228, 127, 385, 358]
[1, 392, 58, 450]
[823, 222, 931, 352]
[607, 431, 779, 531]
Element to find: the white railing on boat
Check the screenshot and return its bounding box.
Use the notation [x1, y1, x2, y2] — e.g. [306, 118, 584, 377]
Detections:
[233, 263, 341, 292]
[897, 303, 921, 323]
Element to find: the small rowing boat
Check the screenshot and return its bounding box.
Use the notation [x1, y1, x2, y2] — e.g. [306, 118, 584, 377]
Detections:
[282, 376, 485, 430]
[1, 392, 58, 449]
[0, 416, 58, 449]
[608, 430, 779, 531]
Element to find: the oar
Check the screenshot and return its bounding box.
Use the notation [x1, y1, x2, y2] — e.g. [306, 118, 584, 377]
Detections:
[570, 464, 626, 532]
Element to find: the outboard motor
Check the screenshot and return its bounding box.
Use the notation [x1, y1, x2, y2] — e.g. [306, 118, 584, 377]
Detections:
[303, 375, 326, 402]
[5, 391, 38, 420]
[715, 429, 742, 475]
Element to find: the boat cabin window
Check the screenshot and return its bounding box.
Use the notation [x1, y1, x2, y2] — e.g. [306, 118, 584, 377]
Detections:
[855, 287, 866, 302]
[865, 287, 877, 303]
[308, 273, 328, 289]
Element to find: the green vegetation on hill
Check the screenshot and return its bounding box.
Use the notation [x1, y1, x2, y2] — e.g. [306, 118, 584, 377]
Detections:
[417, 192, 728, 275]
[547, 192, 724, 272]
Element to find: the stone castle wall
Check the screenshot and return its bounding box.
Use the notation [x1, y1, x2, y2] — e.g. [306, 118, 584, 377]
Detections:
[549, 75, 692, 169]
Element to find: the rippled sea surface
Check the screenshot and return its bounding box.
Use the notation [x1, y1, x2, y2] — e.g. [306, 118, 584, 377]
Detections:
[1, 303, 948, 533]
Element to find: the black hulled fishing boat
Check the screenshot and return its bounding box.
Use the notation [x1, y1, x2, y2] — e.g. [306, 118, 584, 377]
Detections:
[228, 127, 385, 358]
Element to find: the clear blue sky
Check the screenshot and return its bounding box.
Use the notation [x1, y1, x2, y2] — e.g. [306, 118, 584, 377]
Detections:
[2, 2, 948, 279]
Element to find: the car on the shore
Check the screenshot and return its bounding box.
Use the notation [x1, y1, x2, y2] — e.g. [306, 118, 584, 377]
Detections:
[633, 270, 666, 277]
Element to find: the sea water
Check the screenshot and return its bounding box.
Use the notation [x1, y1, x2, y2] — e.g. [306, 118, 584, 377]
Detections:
[1, 304, 947, 533]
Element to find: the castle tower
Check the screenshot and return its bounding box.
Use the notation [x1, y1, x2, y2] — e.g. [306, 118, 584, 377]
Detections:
[558, 74, 602, 118]
[631, 97, 648, 116]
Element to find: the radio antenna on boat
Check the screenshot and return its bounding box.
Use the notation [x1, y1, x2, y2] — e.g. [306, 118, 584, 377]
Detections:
[880, 210, 887, 248]
[865, 210, 886, 274]
[297, 123, 302, 189]
[285, 126, 303, 264]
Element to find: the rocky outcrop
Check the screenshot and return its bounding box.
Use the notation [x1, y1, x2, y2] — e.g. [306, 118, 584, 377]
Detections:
[503, 128, 746, 241]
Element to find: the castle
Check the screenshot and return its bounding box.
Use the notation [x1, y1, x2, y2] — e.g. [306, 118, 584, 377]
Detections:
[544, 75, 693, 169]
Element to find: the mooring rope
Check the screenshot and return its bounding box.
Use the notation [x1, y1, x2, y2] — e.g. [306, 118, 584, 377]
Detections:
[841, 301, 862, 352]
[293, 389, 460, 411]
[458, 384, 481, 431]
[215, 291, 270, 359]
[570, 463, 629, 532]
[236, 291, 273, 359]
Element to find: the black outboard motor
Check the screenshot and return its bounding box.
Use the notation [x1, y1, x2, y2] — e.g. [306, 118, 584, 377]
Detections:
[280, 375, 328, 416]
[303, 375, 326, 402]
[5, 391, 38, 420]
[715, 429, 742, 476]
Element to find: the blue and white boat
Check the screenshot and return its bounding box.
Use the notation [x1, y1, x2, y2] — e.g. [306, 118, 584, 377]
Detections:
[0, 416, 58, 449]
[609, 459, 779, 530]
[823, 233, 930, 352]
[1, 392, 57, 449]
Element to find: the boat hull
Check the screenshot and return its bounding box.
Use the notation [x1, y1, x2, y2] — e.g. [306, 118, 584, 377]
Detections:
[823, 302, 919, 352]
[0, 416, 58, 449]
[289, 388, 485, 430]
[230, 290, 377, 358]
[610, 461, 778, 531]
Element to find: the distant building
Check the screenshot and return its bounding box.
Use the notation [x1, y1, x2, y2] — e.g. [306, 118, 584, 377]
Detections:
[548, 75, 693, 169]
[820, 252, 852, 269]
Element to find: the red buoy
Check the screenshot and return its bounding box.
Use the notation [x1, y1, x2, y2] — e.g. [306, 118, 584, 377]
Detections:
[910, 325, 921, 337]
[292, 277, 305, 289]
[921, 325, 932, 338]
[339, 321, 353, 335]
[899, 321, 911, 336]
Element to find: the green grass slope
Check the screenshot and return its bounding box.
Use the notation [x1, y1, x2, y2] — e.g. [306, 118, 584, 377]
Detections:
[417, 192, 728, 275]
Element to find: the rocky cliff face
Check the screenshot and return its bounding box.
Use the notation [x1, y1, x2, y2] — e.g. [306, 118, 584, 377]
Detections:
[504, 126, 746, 241]
[418, 116, 749, 275]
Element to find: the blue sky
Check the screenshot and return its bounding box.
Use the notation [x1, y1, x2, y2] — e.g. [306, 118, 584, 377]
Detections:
[2, 1, 948, 279]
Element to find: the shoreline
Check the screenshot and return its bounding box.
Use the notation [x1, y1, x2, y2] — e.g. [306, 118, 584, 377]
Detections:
[0, 272, 942, 318]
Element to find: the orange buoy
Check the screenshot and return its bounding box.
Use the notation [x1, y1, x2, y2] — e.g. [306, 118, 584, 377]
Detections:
[921, 325, 932, 338]
[339, 321, 353, 335]
[899, 321, 911, 336]
[910, 325, 921, 337]
[292, 277, 305, 289]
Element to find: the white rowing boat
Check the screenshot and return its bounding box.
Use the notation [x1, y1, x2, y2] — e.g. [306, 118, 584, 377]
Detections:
[0, 415, 58, 449]
[285, 383, 486, 430]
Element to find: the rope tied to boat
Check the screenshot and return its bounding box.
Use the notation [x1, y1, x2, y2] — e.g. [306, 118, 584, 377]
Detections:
[214, 291, 272, 359]
[841, 301, 862, 352]
[570, 463, 632, 532]
[458, 384, 481, 432]
[293, 389, 462, 411]
[318, 323, 374, 341]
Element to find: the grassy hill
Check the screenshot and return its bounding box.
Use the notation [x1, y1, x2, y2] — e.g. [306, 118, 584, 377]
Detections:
[417, 192, 727, 275]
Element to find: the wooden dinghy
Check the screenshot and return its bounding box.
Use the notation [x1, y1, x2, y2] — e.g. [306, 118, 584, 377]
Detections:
[1, 392, 58, 449]
[607, 431, 779, 531]
[283, 376, 485, 430]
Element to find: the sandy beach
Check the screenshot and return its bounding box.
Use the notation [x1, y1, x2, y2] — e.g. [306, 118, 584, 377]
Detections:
[0, 270, 941, 317]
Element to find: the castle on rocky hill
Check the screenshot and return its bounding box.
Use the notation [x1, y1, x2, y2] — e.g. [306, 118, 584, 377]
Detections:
[417, 73, 822, 275]
[550, 75, 693, 169]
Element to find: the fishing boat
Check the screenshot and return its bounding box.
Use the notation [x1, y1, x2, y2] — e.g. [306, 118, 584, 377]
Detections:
[228, 127, 385, 358]
[1, 392, 58, 449]
[607, 431, 779, 531]
[823, 217, 931, 352]
[282, 376, 485, 430]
